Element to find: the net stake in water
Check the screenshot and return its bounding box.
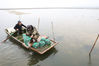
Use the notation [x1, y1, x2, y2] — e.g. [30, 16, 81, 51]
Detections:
[51, 21, 55, 41]
[89, 34, 99, 55]
[38, 17, 40, 31]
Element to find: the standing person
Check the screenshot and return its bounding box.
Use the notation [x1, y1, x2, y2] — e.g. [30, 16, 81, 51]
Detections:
[14, 21, 26, 34]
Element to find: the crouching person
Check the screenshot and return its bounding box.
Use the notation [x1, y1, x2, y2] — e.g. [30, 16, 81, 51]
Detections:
[22, 24, 40, 48]
[22, 33, 51, 49]
[31, 35, 51, 48]
[22, 33, 39, 48]
[26, 25, 40, 41]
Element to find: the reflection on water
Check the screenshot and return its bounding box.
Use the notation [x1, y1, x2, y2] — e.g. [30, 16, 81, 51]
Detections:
[89, 55, 92, 64]
[8, 10, 32, 21]
[9, 36, 57, 66]
[8, 10, 31, 15]
[28, 48, 57, 66]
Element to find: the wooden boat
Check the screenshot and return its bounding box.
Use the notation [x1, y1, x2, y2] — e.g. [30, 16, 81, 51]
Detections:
[5, 28, 58, 54]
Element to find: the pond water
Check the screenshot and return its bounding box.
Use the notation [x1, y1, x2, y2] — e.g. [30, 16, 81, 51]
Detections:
[0, 9, 99, 66]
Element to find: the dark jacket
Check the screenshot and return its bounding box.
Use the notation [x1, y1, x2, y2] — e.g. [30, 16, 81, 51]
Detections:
[14, 24, 26, 31]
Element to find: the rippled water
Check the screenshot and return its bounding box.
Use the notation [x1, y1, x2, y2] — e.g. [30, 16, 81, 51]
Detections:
[0, 9, 99, 66]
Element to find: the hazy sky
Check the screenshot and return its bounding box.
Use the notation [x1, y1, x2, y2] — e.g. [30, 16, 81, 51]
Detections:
[0, 0, 99, 8]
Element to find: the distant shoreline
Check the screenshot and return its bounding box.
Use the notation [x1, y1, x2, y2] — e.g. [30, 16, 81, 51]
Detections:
[0, 7, 99, 10]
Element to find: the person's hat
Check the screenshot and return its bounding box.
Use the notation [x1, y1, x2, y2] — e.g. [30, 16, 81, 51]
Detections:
[18, 20, 21, 23]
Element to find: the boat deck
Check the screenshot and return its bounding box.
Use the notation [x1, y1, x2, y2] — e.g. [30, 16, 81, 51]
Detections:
[5, 29, 58, 54]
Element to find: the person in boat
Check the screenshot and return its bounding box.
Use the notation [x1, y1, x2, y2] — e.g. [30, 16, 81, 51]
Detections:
[23, 33, 39, 48]
[29, 35, 49, 48]
[14, 21, 26, 34]
[24, 31, 50, 48]
[26, 25, 40, 42]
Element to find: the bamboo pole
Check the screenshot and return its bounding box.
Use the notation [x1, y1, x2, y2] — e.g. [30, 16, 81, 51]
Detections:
[38, 17, 40, 31]
[51, 21, 55, 41]
[89, 34, 99, 55]
[18, 15, 22, 21]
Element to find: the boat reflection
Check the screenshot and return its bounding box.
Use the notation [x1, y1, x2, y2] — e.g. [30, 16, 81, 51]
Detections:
[88, 55, 92, 66]
[8, 36, 58, 66]
[27, 48, 57, 66]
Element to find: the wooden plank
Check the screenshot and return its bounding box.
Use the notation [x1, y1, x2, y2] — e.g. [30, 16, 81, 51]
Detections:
[40, 43, 57, 54]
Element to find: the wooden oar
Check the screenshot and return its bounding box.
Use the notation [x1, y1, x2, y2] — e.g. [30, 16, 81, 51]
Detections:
[2, 36, 11, 43]
[89, 34, 99, 55]
[2, 32, 16, 43]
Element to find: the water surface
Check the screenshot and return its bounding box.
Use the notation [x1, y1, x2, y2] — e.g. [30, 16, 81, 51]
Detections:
[0, 9, 99, 66]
